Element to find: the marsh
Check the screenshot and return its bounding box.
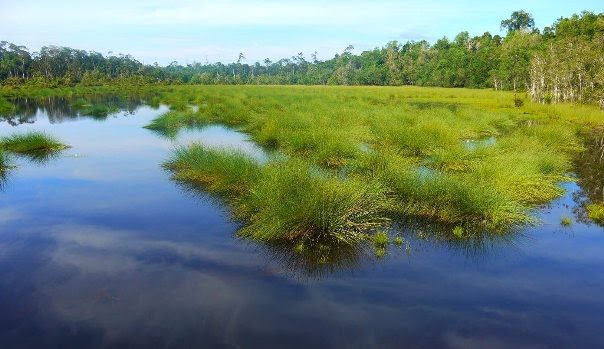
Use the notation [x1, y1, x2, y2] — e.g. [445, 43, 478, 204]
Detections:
[0, 87, 603, 348]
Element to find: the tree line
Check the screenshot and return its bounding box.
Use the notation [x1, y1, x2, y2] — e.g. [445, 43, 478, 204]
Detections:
[1, 11, 603, 105]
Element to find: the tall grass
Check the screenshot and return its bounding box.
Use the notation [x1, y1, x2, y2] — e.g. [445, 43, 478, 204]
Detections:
[0, 148, 8, 172]
[587, 204, 604, 226]
[165, 145, 390, 244]
[145, 110, 209, 137]
[4, 85, 599, 243]
[1, 132, 68, 154]
[156, 85, 603, 241]
[238, 159, 389, 244]
[164, 144, 260, 197]
[0, 97, 16, 115]
[0, 131, 69, 174]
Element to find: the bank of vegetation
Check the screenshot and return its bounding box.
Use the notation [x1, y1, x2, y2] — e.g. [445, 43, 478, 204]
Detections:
[148, 85, 603, 246]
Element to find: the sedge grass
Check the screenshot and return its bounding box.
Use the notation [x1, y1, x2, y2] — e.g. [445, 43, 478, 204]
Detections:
[0, 132, 69, 174]
[0, 97, 16, 115]
[0, 148, 9, 173]
[587, 204, 604, 226]
[145, 110, 209, 138]
[165, 145, 391, 244]
[561, 216, 573, 227]
[1, 132, 69, 155]
[155, 85, 603, 243]
[6, 85, 601, 245]
[372, 231, 390, 248]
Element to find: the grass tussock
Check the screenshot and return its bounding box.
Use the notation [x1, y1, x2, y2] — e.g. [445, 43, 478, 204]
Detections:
[240, 161, 389, 244]
[78, 103, 119, 118]
[453, 226, 464, 238]
[0, 131, 69, 172]
[561, 216, 573, 227]
[372, 231, 389, 248]
[145, 110, 209, 137]
[1, 132, 68, 154]
[587, 204, 604, 226]
[393, 235, 404, 246]
[165, 144, 260, 197]
[165, 145, 390, 244]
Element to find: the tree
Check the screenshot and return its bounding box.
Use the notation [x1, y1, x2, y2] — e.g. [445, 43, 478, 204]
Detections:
[501, 11, 535, 33]
[497, 31, 540, 91]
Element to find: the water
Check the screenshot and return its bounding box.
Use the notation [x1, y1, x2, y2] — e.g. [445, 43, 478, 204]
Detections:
[464, 136, 496, 151]
[1, 97, 604, 348]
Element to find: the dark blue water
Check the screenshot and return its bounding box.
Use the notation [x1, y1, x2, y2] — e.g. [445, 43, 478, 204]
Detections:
[1, 100, 603, 348]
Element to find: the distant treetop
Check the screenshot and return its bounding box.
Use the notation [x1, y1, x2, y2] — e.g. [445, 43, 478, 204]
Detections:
[501, 11, 535, 33]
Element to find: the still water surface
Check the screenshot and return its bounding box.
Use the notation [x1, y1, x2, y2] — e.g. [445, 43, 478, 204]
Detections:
[1, 97, 603, 348]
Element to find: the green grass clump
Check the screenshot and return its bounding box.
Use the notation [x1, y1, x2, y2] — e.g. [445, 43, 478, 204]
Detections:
[375, 247, 386, 259]
[145, 110, 208, 137]
[164, 144, 260, 197]
[453, 226, 464, 238]
[393, 235, 404, 246]
[70, 97, 89, 109]
[0, 148, 9, 172]
[80, 103, 118, 118]
[0, 97, 16, 114]
[239, 160, 389, 244]
[1, 132, 68, 154]
[372, 231, 389, 248]
[560, 216, 572, 227]
[0, 131, 69, 173]
[165, 145, 390, 245]
[370, 151, 532, 229]
[587, 204, 604, 226]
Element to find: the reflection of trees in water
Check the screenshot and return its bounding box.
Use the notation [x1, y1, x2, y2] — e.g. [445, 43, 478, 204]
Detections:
[573, 129, 604, 224]
[0, 94, 150, 126]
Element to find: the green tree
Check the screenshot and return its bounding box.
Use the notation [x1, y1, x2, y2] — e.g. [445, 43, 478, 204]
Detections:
[501, 11, 535, 33]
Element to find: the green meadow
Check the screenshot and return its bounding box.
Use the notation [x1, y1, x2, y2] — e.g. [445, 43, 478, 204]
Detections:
[143, 85, 604, 247]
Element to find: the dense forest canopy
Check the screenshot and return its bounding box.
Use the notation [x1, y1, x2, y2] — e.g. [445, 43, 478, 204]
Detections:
[1, 11, 603, 104]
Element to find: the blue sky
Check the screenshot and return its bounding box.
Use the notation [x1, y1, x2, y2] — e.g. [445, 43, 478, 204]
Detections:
[0, 0, 601, 65]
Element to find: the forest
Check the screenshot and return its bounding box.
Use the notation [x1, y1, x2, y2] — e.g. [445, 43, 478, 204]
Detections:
[1, 11, 603, 105]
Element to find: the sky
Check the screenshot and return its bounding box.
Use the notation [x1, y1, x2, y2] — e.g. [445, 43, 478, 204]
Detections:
[0, 0, 602, 65]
